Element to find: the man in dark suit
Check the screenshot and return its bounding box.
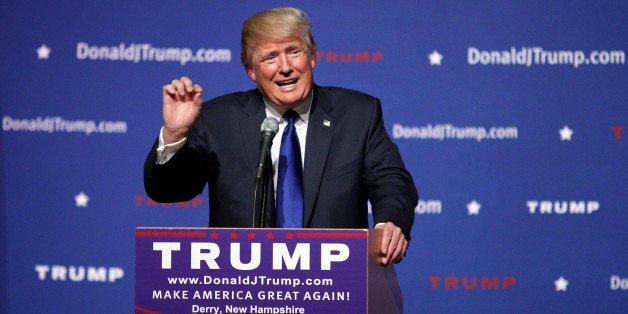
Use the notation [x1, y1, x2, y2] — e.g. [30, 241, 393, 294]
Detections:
[144, 7, 417, 265]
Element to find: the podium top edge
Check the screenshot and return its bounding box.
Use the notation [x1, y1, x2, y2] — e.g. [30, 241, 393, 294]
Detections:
[136, 227, 370, 232]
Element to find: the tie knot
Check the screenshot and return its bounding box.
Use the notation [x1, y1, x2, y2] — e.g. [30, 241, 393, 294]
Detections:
[283, 110, 299, 124]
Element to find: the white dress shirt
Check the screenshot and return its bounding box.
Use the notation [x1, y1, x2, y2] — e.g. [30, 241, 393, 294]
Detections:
[263, 95, 310, 189]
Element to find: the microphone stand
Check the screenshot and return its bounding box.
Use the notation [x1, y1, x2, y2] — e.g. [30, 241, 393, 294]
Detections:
[258, 148, 272, 228]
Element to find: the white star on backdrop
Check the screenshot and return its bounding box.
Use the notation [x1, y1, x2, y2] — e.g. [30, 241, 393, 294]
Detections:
[74, 192, 90, 207]
[559, 125, 574, 141]
[467, 200, 481, 215]
[428, 50, 443, 65]
[554, 276, 569, 291]
[37, 44, 51, 59]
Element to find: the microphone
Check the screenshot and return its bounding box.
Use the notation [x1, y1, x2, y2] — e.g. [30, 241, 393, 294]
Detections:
[255, 117, 279, 180]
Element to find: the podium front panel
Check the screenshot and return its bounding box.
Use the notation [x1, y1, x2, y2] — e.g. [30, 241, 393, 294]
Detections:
[135, 227, 369, 313]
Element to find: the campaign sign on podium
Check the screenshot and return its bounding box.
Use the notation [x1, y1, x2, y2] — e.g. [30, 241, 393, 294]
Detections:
[135, 227, 378, 313]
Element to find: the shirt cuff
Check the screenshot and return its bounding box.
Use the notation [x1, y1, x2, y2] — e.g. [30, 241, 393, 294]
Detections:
[155, 127, 187, 165]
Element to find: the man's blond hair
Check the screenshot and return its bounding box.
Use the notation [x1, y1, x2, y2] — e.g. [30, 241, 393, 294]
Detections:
[241, 7, 317, 68]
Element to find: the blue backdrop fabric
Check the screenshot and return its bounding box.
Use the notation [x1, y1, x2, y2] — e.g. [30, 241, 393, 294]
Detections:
[1, 1, 626, 313]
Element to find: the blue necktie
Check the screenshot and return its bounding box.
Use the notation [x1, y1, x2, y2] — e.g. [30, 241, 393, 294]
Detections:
[276, 110, 304, 228]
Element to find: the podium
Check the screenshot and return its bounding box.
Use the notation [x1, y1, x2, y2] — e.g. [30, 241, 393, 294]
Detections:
[135, 227, 402, 313]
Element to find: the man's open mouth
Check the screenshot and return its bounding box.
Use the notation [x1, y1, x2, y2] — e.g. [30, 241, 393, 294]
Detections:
[276, 78, 298, 86]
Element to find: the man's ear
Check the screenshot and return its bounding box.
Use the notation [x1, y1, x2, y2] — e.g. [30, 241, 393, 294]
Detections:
[246, 67, 257, 82]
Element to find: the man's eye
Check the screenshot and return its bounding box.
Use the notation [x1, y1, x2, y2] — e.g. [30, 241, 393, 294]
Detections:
[289, 50, 303, 57]
[263, 56, 277, 63]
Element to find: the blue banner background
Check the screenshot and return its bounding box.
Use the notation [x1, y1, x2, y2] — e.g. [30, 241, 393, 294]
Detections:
[1, 1, 626, 313]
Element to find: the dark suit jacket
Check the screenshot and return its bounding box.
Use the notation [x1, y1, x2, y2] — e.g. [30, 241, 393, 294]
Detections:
[144, 85, 418, 239]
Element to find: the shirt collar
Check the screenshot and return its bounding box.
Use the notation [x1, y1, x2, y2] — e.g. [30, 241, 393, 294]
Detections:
[263, 91, 312, 124]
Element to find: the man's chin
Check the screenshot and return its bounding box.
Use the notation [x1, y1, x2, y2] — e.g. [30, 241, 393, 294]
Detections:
[275, 102, 300, 110]
[271, 95, 305, 108]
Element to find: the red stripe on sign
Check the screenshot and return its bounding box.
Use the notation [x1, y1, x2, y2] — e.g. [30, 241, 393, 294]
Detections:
[296, 232, 367, 238]
[135, 231, 206, 238]
[134, 305, 161, 314]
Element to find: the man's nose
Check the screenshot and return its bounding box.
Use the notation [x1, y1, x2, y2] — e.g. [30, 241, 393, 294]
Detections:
[278, 54, 292, 73]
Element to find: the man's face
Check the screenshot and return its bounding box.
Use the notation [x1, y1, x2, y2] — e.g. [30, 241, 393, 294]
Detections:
[246, 38, 316, 109]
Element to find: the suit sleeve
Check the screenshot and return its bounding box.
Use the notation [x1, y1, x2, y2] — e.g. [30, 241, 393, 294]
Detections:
[363, 99, 418, 241]
[143, 112, 212, 203]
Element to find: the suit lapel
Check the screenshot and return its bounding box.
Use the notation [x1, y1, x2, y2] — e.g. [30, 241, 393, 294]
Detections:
[239, 91, 267, 171]
[303, 86, 335, 226]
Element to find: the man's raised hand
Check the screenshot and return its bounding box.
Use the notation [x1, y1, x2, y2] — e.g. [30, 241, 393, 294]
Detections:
[162, 76, 203, 144]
